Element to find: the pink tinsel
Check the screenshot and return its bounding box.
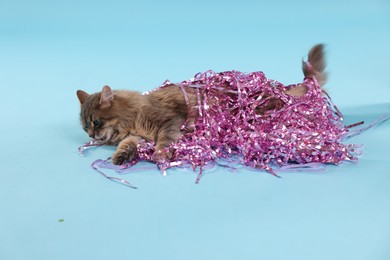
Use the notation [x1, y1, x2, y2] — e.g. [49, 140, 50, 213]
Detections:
[79, 65, 381, 185]
[155, 70, 359, 180]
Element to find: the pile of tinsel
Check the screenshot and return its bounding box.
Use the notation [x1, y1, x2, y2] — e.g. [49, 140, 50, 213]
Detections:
[79, 66, 387, 188]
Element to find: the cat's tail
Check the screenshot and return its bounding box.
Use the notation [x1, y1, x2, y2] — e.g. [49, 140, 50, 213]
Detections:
[285, 44, 327, 97]
[302, 44, 327, 87]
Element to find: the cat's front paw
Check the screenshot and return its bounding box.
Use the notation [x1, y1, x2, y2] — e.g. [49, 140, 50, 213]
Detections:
[112, 147, 137, 165]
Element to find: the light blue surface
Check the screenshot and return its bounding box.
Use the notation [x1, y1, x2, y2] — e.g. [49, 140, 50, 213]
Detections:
[1, 0, 390, 259]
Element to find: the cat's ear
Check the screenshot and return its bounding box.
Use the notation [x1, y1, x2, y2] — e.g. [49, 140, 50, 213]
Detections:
[100, 85, 114, 108]
[76, 90, 89, 104]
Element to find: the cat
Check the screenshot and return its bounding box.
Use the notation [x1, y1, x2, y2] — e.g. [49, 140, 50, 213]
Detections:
[76, 44, 326, 165]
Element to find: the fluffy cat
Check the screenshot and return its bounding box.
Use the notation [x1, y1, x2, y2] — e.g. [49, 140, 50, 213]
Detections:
[76, 44, 326, 165]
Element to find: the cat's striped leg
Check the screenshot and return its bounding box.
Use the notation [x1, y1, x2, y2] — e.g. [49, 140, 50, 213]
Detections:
[112, 135, 142, 165]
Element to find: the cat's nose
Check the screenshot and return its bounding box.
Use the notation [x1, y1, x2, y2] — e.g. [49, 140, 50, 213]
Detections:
[88, 132, 94, 138]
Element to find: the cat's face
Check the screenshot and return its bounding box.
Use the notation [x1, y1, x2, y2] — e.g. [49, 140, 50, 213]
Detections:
[76, 86, 122, 144]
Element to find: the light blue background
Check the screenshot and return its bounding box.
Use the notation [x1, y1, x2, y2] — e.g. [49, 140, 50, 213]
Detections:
[1, 0, 390, 259]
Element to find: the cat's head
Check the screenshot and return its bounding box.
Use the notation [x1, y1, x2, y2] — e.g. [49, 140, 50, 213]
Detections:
[76, 85, 122, 144]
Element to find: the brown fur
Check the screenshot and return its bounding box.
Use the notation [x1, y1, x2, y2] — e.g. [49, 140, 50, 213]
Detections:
[77, 84, 198, 164]
[286, 44, 327, 96]
[76, 44, 327, 165]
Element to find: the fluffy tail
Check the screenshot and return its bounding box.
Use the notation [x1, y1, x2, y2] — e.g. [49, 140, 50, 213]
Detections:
[302, 44, 327, 87]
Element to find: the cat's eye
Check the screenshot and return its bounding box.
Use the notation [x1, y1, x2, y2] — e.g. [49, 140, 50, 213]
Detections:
[93, 119, 102, 127]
